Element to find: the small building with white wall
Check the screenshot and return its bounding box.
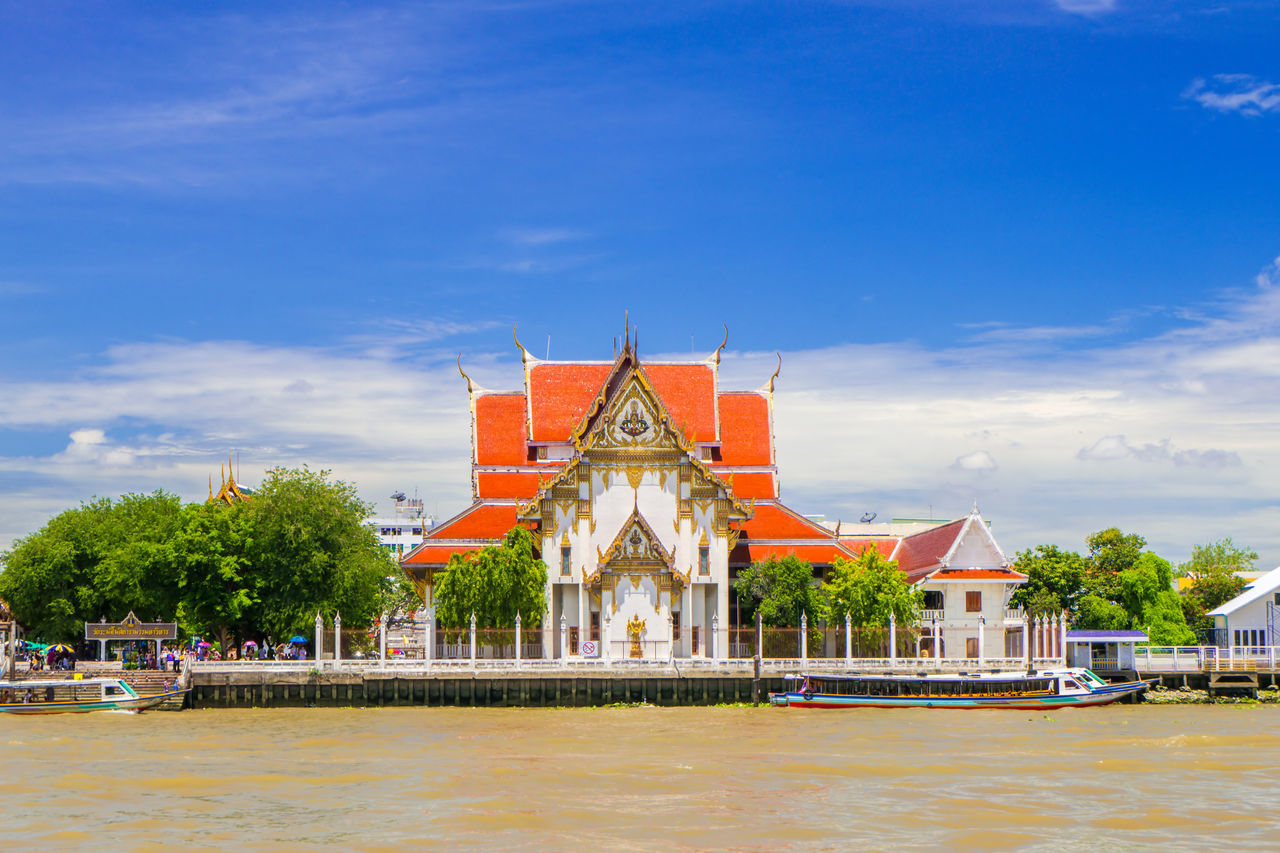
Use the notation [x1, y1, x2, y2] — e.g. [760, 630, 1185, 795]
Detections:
[1207, 565, 1280, 648]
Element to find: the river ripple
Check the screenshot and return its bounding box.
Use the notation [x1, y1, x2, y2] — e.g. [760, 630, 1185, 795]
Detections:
[3, 705, 1277, 851]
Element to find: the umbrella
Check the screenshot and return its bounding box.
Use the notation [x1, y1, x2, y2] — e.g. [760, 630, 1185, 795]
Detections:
[46, 644, 74, 656]
[242, 640, 258, 648]
[196, 641, 212, 648]
[289, 636, 308, 644]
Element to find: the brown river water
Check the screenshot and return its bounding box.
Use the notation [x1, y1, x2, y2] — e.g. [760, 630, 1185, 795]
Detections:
[3, 705, 1277, 851]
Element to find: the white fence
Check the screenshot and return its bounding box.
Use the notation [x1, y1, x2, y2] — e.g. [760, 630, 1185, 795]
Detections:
[1134, 646, 1280, 672]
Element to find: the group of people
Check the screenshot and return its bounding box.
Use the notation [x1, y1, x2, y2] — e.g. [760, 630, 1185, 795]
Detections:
[190, 642, 308, 662]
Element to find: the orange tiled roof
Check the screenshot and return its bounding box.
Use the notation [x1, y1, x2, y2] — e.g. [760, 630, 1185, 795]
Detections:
[402, 544, 480, 566]
[737, 502, 834, 540]
[474, 393, 529, 466]
[839, 538, 899, 560]
[730, 542, 854, 565]
[527, 363, 612, 442]
[931, 568, 1027, 581]
[713, 471, 776, 500]
[422, 503, 522, 543]
[644, 364, 717, 442]
[475, 471, 544, 500]
[716, 392, 772, 465]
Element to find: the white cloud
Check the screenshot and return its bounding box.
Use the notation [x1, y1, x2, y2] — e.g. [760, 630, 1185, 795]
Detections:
[952, 451, 998, 472]
[1183, 75, 1280, 116]
[1051, 0, 1117, 15]
[6, 256, 1280, 568]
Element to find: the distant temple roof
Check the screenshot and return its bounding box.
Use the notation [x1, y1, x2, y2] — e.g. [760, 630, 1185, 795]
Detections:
[209, 456, 255, 506]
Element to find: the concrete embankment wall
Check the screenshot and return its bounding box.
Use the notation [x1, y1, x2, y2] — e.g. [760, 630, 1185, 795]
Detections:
[189, 671, 786, 708]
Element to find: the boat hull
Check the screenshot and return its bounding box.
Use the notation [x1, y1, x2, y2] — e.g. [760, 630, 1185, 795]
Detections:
[0, 688, 188, 715]
[770, 679, 1152, 709]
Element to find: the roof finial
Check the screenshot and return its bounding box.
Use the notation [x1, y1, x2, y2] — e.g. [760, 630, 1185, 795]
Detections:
[624, 311, 630, 354]
[971, 499, 980, 515]
[513, 323, 529, 362]
[208, 474, 214, 502]
[712, 324, 729, 365]
[767, 352, 782, 393]
[456, 354, 474, 393]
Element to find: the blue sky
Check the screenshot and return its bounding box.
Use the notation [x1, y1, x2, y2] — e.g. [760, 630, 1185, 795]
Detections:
[2, 1, 1280, 566]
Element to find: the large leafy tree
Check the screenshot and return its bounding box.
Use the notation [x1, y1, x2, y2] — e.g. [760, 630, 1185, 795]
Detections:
[432, 526, 548, 630]
[239, 466, 393, 641]
[1176, 537, 1257, 579]
[0, 491, 186, 641]
[733, 555, 822, 628]
[1009, 544, 1088, 616]
[823, 548, 921, 627]
[1118, 552, 1196, 645]
[1084, 528, 1146, 600]
[1178, 538, 1254, 636]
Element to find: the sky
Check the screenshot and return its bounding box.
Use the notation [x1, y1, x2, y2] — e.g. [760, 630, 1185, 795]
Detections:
[2, 0, 1280, 567]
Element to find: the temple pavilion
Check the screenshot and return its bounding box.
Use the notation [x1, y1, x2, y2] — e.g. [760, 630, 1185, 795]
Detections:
[401, 327, 1028, 660]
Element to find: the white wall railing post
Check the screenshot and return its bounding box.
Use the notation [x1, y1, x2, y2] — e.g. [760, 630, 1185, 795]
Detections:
[978, 617, 985, 666]
[560, 614, 568, 661]
[333, 612, 342, 665]
[425, 608, 433, 664]
[711, 614, 719, 661]
[845, 612, 852, 662]
[314, 612, 323, 665]
[756, 611, 763, 660]
[603, 613, 611, 662]
[800, 612, 807, 663]
[515, 612, 522, 663]
[469, 612, 477, 663]
[889, 612, 897, 664]
[379, 612, 387, 664]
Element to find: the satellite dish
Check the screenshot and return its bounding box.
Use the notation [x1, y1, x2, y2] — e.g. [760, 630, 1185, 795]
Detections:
[860, 512, 877, 523]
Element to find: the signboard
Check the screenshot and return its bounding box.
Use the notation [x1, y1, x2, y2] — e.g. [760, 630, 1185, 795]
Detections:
[580, 640, 599, 658]
[85, 612, 177, 642]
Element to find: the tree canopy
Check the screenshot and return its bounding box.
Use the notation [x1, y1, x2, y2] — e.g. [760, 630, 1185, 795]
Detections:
[733, 555, 823, 628]
[1009, 544, 1088, 616]
[0, 467, 396, 644]
[822, 548, 921, 628]
[432, 526, 548, 630]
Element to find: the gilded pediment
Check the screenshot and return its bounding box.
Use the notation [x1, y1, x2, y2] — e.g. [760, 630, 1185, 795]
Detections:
[602, 509, 673, 568]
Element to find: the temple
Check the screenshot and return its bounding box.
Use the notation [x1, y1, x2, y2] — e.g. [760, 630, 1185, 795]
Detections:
[402, 325, 1028, 660]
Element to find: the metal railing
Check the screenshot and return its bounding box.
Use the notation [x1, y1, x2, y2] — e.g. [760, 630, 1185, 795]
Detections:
[1133, 646, 1280, 673]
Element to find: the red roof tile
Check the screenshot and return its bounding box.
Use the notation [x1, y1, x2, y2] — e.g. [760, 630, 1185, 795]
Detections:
[839, 538, 898, 560]
[737, 502, 834, 540]
[527, 363, 612, 442]
[714, 471, 776, 500]
[422, 503, 522, 542]
[475, 472, 543, 499]
[716, 392, 772, 465]
[730, 543, 852, 565]
[474, 393, 529, 466]
[644, 364, 717, 442]
[401, 545, 479, 567]
[892, 519, 966, 582]
[931, 568, 1027, 580]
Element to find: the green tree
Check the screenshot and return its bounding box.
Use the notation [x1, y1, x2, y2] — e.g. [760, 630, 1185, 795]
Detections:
[433, 526, 548, 630]
[1074, 593, 1130, 631]
[1085, 528, 1146, 600]
[823, 549, 921, 627]
[1009, 544, 1088, 616]
[1176, 537, 1257, 579]
[239, 466, 394, 642]
[171, 501, 254, 647]
[0, 491, 186, 642]
[733, 555, 822, 627]
[1118, 552, 1196, 645]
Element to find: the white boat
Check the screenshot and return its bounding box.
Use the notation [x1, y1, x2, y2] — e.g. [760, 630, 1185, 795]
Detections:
[0, 677, 188, 715]
[769, 667, 1153, 709]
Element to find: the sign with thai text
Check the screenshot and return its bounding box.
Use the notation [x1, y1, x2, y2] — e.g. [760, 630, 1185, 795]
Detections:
[84, 612, 177, 641]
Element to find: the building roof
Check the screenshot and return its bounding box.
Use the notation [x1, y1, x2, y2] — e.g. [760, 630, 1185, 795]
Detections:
[474, 392, 529, 466]
[1065, 630, 1149, 643]
[1207, 565, 1280, 617]
[930, 568, 1027, 581]
[891, 518, 967, 582]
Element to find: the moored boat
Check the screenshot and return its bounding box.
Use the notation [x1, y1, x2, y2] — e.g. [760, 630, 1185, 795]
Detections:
[0, 677, 188, 715]
[769, 668, 1152, 709]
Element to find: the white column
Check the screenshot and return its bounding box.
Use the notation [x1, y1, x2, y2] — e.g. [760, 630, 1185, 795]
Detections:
[1022, 619, 1029, 663]
[845, 612, 852, 661]
[603, 613, 612, 661]
[711, 614, 719, 660]
[889, 612, 897, 663]
[560, 615, 568, 661]
[333, 612, 342, 664]
[424, 608, 433, 664]
[756, 611, 763, 659]
[379, 613, 387, 663]
[1060, 612, 1068, 661]
[800, 612, 808, 662]
[667, 612, 674, 662]
[469, 612, 477, 663]
[515, 613, 522, 663]
[977, 617, 985, 666]
[314, 612, 323, 663]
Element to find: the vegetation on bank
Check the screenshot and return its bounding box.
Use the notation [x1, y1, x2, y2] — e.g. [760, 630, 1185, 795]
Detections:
[0, 467, 405, 646]
[1011, 530, 1256, 645]
[432, 526, 548, 631]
